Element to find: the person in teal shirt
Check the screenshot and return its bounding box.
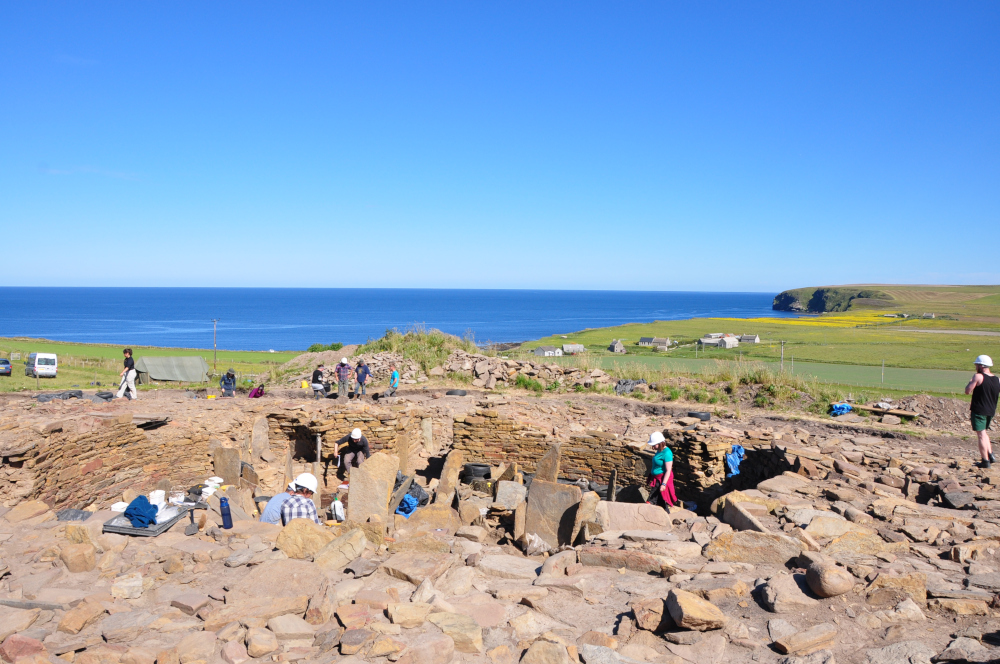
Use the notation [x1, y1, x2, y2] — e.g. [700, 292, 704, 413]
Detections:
[647, 431, 678, 508]
[384, 363, 400, 397]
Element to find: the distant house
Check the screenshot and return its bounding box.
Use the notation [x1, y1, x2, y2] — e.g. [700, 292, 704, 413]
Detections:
[653, 342, 670, 352]
[739, 334, 760, 344]
[562, 343, 586, 354]
[922, 313, 935, 319]
[719, 335, 739, 349]
[699, 337, 722, 347]
[704, 333, 724, 339]
[608, 340, 626, 354]
[639, 337, 670, 347]
[534, 346, 563, 357]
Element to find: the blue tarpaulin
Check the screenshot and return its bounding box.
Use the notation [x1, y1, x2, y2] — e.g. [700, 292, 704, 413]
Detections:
[830, 403, 853, 416]
[725, 444, 746, 478]
[395, 493, 418, 518]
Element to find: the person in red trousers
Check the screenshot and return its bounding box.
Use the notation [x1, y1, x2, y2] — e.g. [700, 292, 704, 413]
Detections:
[647, 431, 678, 508]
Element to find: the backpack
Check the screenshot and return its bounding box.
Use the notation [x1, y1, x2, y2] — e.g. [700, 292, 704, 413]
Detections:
[248, 385, 265, 399]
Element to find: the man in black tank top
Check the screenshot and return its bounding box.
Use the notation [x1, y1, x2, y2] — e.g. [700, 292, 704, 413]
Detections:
[965, 355, 998, 468]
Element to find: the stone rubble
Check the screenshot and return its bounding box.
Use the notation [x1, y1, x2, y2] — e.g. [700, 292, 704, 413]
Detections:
[0, 383, 999, 664]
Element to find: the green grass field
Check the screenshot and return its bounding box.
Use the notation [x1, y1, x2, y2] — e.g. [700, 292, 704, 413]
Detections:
[0, 337, 299, 393]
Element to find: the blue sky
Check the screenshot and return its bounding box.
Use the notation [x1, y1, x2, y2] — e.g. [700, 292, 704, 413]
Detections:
[1, 3, 997, 290]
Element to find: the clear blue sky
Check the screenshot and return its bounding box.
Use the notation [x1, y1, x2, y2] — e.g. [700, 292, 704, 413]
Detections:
[2, 3, 997, 291]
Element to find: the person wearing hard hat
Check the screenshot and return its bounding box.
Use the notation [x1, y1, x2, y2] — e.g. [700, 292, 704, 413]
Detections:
[965, 355, 998, 468]
[646, 431, 679, 508]
[280, 473, 322, 525]
[334, 358, 353, 399]
[259, 482, 297, 525]
[335, 428, 371, 476]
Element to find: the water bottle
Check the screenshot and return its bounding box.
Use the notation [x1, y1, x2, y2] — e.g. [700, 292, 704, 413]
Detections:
[219, 497, 233, 529]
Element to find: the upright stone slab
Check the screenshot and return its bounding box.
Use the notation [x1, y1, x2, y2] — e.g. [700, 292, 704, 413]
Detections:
[435, 450, 465, 505]
[347, 452, 400, 526]
[533, 444, 561, 483]
[524, 480, 582, 549]
[571, 491, 601, 544]
[214, 447, 242, 486]
[251, 416, 270, 459]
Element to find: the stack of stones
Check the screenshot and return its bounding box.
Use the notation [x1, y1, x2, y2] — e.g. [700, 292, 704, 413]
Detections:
[0, 413, 213, 510]
[440, 350, 609, 390]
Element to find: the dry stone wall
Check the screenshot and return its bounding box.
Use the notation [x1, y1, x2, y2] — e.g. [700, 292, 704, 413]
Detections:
[1, 412, 213, 509]
[452, 408, 652, 485]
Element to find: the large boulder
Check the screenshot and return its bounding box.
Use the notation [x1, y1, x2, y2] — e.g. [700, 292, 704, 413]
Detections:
[806, 563, 855, 598]
[595, 502, 672, 531]
[702, 531, 802, 564]
[666, 589, 727, 631]
[762, 575, 818, 613]
[313, 529, 367, 572]
[275, 519, 335, 559]
[347, 452, 400, 524]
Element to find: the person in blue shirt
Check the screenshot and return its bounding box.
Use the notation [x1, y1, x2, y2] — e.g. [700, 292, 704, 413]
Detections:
[220, 369, 237, 397]
[647, 431, 678, 508]
[259, 483, 296, 524]
[354, 360, 372, 398]
[384, 363, 400, 397]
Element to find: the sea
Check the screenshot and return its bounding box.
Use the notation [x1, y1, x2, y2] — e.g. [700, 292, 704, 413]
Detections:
[0, 288, 795, 351]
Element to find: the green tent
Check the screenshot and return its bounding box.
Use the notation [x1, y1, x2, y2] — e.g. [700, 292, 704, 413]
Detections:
[135, 356, 210, 384]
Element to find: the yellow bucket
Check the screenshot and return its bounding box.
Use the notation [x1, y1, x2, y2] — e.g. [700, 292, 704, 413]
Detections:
[207, 395, 216, 400]
[301, 380, 309, 389]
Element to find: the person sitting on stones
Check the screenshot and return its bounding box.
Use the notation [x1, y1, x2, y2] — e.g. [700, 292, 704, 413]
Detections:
[280, 473, 322, 525]
[335, 428, 370, 476]
[259, 482, 296, 524]
[647, 431, 678, 509]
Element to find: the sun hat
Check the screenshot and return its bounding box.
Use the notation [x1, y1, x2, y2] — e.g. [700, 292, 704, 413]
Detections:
[647, 431, 666, 448]
[294, 473, 318, 493]
[351, 428, 362, 439]
[975, 355, 993, 367]
[341, 358, 349, 364]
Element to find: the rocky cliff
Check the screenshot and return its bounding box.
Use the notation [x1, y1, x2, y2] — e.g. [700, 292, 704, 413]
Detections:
[773, 287, 892, 313]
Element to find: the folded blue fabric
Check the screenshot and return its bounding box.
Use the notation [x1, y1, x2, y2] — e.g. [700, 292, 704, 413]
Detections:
[124, 495, 159, 528]
[395, 493, 418, 518]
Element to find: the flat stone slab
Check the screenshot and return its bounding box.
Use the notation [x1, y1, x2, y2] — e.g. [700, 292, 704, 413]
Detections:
[596, 502, 672, 531]
[381, 552, 453, 585]
[622, 530, 677, 541]
[524, 480, 582, 549]
[477, 555, 541, 580]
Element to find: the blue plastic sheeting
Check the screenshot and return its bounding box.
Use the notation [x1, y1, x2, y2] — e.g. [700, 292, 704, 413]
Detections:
[830, 403, 853, 416]
[395, 493, 418, 518]
[725, 444, 746, 478]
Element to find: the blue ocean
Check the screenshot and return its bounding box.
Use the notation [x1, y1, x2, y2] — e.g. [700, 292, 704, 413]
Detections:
[0, 288, 793, 351]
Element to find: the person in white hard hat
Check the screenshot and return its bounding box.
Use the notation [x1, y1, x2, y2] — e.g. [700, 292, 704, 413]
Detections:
[334, 428, 370, 476]
[966, 355, 998, 468]
[334, 358, 353, 399]
[259, 482, 296, 524]
[646, 431, 678, 508]
[280, 473, 322, 525]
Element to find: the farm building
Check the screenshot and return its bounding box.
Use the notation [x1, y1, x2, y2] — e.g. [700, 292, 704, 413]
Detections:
[562, 343, 586, 354]
[638, 337, 670, 347]
[533, 346, 563, 357]
[608, 340, 626, 354]
[700, 334, 739, 349]
[703, 333, 724, 339]
[739, 334, 760, 344]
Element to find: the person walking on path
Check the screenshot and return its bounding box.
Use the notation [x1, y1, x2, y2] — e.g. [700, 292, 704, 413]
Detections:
[334, 358, 352, 399]
[311, 364, 328, 399]
[966, 355, 998, 468]
[335, 428, 370, 477]
[647, 431, 678, 508]
[354, 360, 372, 398]
[219, 368, 237, 397]
[384, 363, 400, 397]
[280, 473, 322, 525]
[116, 348, 138, 400]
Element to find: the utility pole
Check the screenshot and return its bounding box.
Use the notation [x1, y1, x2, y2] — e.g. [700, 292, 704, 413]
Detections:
[780, 341, 785, 372]
[882, 359, 885, 385]
[212, 319, 220, 372]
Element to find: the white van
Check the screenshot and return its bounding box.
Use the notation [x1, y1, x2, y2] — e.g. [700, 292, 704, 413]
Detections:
[25, 353, 58, 378]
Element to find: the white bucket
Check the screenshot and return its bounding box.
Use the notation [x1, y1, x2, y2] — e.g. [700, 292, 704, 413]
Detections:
[149, 490, 166, 505]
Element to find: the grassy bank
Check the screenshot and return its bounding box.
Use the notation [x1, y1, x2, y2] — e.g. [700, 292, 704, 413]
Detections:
[0, 337, 298, 393]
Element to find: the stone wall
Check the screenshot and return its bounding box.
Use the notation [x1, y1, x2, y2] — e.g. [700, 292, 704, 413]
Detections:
[452, 408, 651, 485]
[266, 405, 428, 474]
[0, 413, 214, 510]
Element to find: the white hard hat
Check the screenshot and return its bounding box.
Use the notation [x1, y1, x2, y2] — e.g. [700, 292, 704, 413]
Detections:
[975, 355, 993, 367]
[286, 482, 296, 491]
[294, 473, 318, 493]
[647, 431, 665, 447]
[351, 428, 362, 439]
[341, 358, 349, 364]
